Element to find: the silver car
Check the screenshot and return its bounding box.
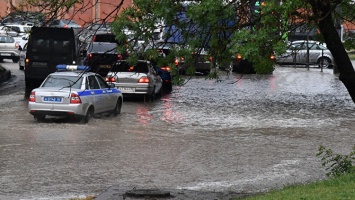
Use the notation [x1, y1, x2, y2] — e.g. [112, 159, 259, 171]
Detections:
[106, 60, 163, 100]
[276, 40, 334, 68]
[0, 34, 20, 63]
[28, 65, 123, 123]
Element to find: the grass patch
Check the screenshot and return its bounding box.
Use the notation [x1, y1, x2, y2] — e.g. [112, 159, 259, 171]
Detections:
[236, 173, 355, 200]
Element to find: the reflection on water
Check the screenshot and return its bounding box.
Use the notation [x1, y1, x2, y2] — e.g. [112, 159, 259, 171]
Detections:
[2, 65, 355, 199]
[146, 67, 355, 132]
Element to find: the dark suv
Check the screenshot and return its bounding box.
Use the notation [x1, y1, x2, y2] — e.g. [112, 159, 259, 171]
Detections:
[81, 42, 120, 77]
[24, 27, 82, 87]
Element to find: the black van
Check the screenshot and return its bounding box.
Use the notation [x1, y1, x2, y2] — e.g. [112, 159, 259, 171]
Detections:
[24, 27, 82, 87]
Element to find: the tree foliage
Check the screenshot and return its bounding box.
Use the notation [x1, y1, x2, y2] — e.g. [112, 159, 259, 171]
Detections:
[111, 0, 355, 73]
[3, 0, 355, 101]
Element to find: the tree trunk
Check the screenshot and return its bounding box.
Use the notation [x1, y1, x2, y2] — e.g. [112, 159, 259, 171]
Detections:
[309, 0, 355, 103]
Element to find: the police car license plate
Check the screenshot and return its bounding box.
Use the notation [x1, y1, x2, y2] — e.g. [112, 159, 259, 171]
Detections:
[118, 87, 135, 93]
[43, 97, 62, 102]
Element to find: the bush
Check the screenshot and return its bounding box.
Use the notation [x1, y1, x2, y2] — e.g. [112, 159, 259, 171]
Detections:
[316, 145, 355, 177]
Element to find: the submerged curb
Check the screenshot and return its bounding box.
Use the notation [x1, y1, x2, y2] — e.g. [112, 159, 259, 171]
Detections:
[94, 186, 251, 200]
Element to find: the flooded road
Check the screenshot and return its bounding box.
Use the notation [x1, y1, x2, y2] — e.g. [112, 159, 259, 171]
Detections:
[1, 60, 355, 199]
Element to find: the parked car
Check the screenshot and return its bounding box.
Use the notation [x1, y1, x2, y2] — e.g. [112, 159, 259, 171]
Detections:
[144, 43, 174, 91]
[0, 34, 20, 63]
[105, 60, 163, 100]
[79, 22, 111, 43]
[231, 53, 276, 74]
[28, 64, 123, 123]
[81, 42, 120, 77]
[18, 43, 27, 70]
[48, 19, 82, 29]
[176, 47, 212, 75]
[275, 40, 334, 68]
[1, 11, 45, 26]
[3, 23, 33, 36]
[0, 25, 19, 37]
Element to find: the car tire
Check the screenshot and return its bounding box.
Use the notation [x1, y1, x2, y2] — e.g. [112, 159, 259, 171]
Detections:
[12, 57, 20, 63]
[318, 57, 332, 68]
[112, 98, 122, 117]
[34, 115, 45, 122]
[150, 87, 156, 101]
[81, 107, 94, 123]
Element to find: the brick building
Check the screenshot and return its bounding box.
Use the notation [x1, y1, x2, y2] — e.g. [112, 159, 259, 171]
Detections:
[0, 0, 134, 26]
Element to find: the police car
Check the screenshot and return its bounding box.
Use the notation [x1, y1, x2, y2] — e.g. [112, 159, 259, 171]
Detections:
[28, 65, 123, 123]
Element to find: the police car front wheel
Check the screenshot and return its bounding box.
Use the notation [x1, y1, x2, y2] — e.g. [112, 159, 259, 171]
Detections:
[112, 98, 122, 117]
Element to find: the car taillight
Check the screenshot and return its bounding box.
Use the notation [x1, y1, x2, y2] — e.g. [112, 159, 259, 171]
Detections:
[105, 76, 116, 82]
[209, 56, 213, 62]
[29, 91, 35, 102]
[138, 77, 150, 83]
[15, 42, 19, 49]
[93, 35, 97, 42]
[64, 24, 68, 28]
[270, 54, 275, 60]
[117, 54, 122, 60]
[236, 54, 242, 60]
[70, 93, 82, 104]
[160, 66, 170, 71]
[88, 53, 93, 60]
[174, 58, 179, 66]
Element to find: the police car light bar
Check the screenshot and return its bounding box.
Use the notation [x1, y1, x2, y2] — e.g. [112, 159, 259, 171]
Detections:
[56, 64, 91, 71]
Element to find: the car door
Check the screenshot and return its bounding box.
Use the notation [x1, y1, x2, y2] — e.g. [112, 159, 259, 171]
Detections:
[148, 62, 162, 94]
[277, 43, 299, 64]
[87, 75, 105, 113]
[296, 42, 317, 64]
[95, 74, 116, 111]
[307, 43, 324, 64]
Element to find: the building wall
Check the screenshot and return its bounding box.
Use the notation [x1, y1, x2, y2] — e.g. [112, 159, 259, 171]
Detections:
[0, 0, 133, 26]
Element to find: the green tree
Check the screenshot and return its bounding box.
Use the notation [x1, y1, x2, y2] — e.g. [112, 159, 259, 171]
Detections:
[111, 0, 355, 102]
[4, 0, 355, 102]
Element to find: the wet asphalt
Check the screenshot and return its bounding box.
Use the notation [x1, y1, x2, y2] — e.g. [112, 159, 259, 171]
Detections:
[0, 60, 355, 200]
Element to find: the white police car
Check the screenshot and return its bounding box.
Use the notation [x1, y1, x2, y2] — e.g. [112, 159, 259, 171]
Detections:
[28, 65, 123, 123]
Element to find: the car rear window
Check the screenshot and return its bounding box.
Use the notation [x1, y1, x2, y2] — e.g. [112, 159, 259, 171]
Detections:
[88, 42, 117, 52]
[111, 62, 149, 73]
[94, 34, 117, 43]
[0, 36, 15, 43]
[42, 75, 83, 89]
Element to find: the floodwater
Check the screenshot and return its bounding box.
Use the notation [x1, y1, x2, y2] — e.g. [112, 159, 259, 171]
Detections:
[1, 60, 355, 200]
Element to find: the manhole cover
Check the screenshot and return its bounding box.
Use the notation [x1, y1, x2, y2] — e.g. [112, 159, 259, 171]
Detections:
[125, 189, 171, 198]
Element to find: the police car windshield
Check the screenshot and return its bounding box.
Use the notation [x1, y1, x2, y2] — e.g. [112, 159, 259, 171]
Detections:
[111, 62, 149, 73]
[42, 75, 83, 89]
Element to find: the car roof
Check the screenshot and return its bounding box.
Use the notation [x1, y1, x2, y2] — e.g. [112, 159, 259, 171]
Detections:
[49, 71, 96, 77]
